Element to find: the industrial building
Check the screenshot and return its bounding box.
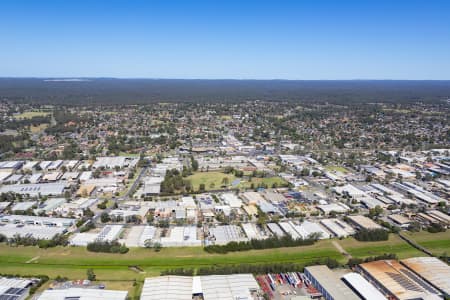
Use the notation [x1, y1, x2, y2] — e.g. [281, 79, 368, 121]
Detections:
[292, 221, 331, 240]
[358, 260, 441, 300]
[266, 222, 285, 237]
[37, 287, 128, 300]
[0, 223, 66, 240]
[160, 226, 202, 247]
[209, 225, 247, 245]
[0, 182, 68, 196]
[303, 265, 360, 300]
[401, 257, 450, 297]
[346, 215, 383, 230]
[141, 274, 259, 300]
[342, 272, 388, 300]
[0, 215, 74, 227]
[320, 218, 355, 238]
[0, 277, 32, 300]
[70, 225, 123, 246]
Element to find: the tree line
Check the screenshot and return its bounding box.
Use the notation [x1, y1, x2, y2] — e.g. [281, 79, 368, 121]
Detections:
[86, 241, 129, 254]
[354, 228, 389, 241]
[204, 234, 319, 254]
[162, 258, 340, 276]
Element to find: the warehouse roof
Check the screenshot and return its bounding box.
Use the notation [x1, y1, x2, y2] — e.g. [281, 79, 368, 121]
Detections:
[141, 274, 258, 300]
[347, 215, 382, 230]
[401, 257, 450, 296]
[38, 287, 128, 300]
[342, 272, 387, 300]
[200, 274, 259, 300]
[359, 260, 440, 300]
[141, 276, 193, 300]
[0, 183, 67, 196]
[304, 265, 360, 300]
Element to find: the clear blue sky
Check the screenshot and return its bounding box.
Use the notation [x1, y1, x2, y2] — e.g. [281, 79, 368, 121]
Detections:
[1, 0, 449, 79]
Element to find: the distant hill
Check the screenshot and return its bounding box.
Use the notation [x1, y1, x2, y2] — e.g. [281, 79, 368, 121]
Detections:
[0, 78, 449, 105]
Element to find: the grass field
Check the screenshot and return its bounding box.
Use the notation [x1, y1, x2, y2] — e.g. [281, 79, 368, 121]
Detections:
[187, 171, 236, 191]
[402, 230, 450, 256]
[340, 234, 425, 259]
[324, 165, 349, 174]
[13, 111, 51, 119]
[1, 232, 447, 281]
[0, 240, 342, 280]
[1, 233, 447, 299]
[30, 123, 49, 133]
[187, 171, 288, 191]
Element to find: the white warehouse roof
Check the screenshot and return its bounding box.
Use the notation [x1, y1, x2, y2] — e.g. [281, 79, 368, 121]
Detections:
[342, 272, 388, 300]
[38, 287, 128, 300]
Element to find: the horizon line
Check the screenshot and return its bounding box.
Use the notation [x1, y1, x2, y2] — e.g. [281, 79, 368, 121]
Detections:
[1, 77, 450, 81]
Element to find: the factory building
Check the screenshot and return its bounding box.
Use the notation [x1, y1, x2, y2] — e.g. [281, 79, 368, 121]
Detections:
[141, 274, 259, 300]
[303, 265, 360, 300]
[38, 287, 128, 300]
[358, 260, 441, 300]
[401, 257, 450, 297]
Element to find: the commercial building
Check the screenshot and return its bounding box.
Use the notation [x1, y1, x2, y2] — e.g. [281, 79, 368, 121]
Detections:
[303, 265, 360, 300]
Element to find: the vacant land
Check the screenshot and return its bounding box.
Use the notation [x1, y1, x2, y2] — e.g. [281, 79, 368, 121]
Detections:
[188, 171, 236, 191]
[325, 165, 349, 174]
[340, 234, 430, 259]
[187, 171, 288, 191]
[0, 240, 340, 280]
[13, 110, 51, 119]
[30, 123, 49, 133]
[238, 177, 288, 189]
[403, 230, 450, 256]
[2, 232, 447, 282]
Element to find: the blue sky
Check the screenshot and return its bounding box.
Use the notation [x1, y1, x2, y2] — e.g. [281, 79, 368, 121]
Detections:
[0, 0, 449, 79]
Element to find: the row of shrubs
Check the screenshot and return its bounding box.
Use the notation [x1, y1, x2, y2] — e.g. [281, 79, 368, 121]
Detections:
[204, 234, 319, 254]
[0, 233, 69, 248]
[86, 241, 129, 254]
[354, 228, 389, 241]
[161, 257, 340, 276]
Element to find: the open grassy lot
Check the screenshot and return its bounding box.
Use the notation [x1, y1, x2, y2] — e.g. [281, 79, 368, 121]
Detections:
[187, 171, 288, 191]
[324, 165, 349, 174]
[0, 240, 342, 280]
[402, 230, 450, 256]
[340, 234, 425, 259]
[0, 233, 445, 283]
[13, 111, 51, 119]
[239, 177, 288, 189]
[30, 123, 49, 133]
[187, 171, 236, 191]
